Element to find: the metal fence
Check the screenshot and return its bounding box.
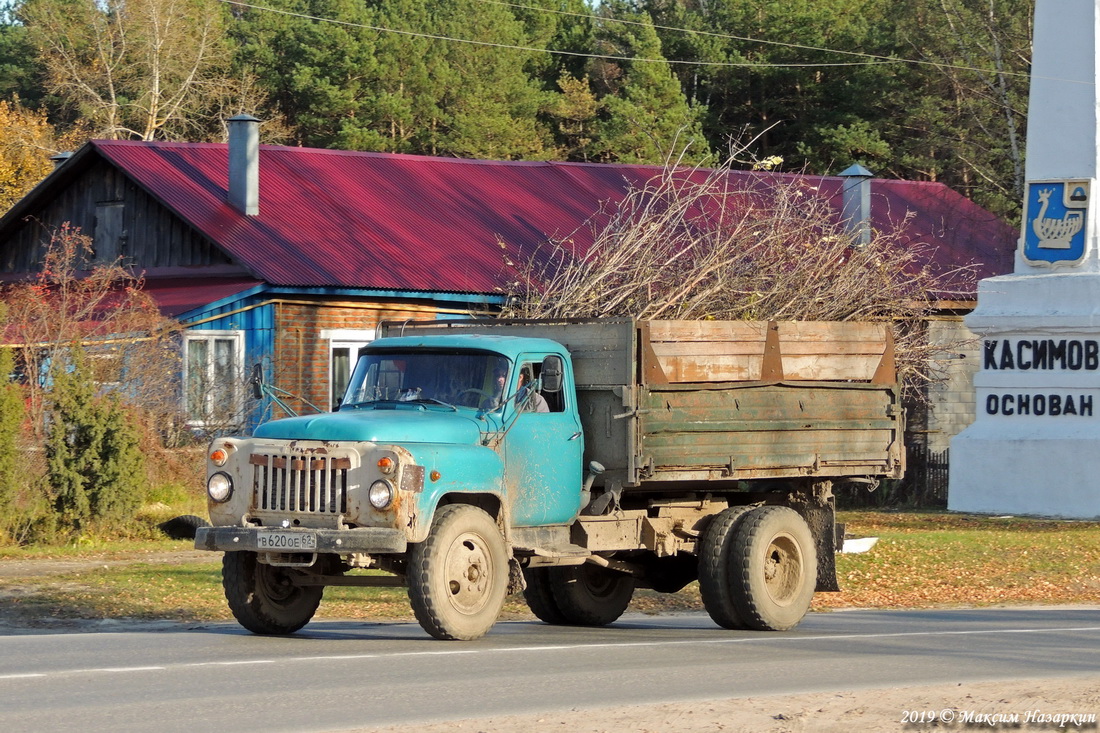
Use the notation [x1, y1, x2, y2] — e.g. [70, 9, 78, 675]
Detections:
[903, 443, 949, 507]
[835, 442, 949, 509]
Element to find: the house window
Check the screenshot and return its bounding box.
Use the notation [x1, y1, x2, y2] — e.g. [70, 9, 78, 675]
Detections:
[184, 330, 244, 426]
[324, 329, 376, 410]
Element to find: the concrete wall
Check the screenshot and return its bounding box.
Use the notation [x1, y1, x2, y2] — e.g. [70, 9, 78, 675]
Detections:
[925, 317, 981, 453]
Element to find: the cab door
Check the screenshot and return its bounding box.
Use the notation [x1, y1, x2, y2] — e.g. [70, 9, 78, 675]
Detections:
[501, 354, 584, 526]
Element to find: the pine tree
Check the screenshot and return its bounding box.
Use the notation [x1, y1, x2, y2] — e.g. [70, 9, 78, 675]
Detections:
[236, 0, 553, 158]
[590, 3, 707, 164]
[432, 0, 552, 160]
[232, 0, 382, 148]
[546, 74, 598, 161]
[0, 2, 43, 105]
[646, 0, 900, 170]
[46, 344, 145, 531]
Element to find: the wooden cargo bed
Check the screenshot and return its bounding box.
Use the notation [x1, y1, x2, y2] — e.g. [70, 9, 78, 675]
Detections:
[381, 317, 905, 488]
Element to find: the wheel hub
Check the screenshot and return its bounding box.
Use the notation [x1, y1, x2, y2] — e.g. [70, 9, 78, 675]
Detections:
[444, 534, 493, 613]
[762, 532, 803, 606]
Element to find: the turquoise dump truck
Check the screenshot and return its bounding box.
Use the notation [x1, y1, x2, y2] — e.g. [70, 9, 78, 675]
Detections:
[196, 318, 904, 640]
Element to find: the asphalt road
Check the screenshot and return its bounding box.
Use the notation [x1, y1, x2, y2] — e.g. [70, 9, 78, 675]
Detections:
[0, 607, 1097, 733]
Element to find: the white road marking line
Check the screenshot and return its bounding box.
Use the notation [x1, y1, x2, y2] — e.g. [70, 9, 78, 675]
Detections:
[2, 624, 1098, 682]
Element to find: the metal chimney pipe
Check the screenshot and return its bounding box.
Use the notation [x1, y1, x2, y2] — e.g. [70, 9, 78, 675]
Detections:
[228, 114, 260, 216]
[839, 164, 873, 246]
[49, 152, 73, 170]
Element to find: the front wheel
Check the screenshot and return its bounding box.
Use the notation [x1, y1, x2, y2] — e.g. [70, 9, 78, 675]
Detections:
[407, 505, 509, 640]
[222, 551, 323, 635]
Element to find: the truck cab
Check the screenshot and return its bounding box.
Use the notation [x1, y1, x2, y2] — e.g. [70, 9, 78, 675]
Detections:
[204, 334, 585, 542]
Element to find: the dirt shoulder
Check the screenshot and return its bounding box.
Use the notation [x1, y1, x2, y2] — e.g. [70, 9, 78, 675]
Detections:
[353, 676, 1100, 733]
[0, 550, 212, 578]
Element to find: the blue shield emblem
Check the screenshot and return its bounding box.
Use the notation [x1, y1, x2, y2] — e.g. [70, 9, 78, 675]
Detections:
[1022, 181, 1089, 264]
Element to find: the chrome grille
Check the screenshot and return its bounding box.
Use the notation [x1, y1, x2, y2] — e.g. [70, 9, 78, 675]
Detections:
[249, 453, 351, 514]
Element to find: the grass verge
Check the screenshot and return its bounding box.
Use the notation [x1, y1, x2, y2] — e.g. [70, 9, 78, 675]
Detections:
[0, 511, 1097, 630]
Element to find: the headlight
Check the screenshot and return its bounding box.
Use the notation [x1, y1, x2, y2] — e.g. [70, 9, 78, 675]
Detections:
[207, 472, 233, 503]
[368, 480, 395, 510]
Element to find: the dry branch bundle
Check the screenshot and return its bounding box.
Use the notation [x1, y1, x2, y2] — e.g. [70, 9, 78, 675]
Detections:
[499, 160, 977, 395]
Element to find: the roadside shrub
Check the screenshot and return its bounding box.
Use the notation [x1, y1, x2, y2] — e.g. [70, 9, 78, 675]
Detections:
[46, 344, 145, 533]
[0, 347, 24, 515]
[0, 481, 58, 545]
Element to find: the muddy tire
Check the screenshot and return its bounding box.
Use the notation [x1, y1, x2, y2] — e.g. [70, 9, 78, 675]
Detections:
[158, 514, 211, 540]
[407, 505, 509, 640]
[697, 505, 754, 629]
[547, 563, 634, 626]
[222, 551, 323, 635]
[522, 567, 568, 624]
[730, 506, 817, 631]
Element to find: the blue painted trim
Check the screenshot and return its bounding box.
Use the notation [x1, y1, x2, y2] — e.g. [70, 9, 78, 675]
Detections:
[257, 285, 506, 306]
[176, 284, 505, 323]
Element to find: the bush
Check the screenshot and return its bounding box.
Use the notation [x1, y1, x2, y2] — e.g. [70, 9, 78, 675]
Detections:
[0, 348, 24, 515]
[46, 344, 145, 532]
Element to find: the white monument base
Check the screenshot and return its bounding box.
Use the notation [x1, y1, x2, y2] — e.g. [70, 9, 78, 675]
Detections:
[949, 272, 1100, 518]
[950, 430, 1100, 517]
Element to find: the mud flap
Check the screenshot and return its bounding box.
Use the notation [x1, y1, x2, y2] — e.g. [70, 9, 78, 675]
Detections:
[507, 556, 527, 595]
[789, 481, 840, 593]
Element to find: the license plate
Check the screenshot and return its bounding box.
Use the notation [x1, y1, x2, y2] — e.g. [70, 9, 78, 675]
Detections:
[256, 530, 317, 551]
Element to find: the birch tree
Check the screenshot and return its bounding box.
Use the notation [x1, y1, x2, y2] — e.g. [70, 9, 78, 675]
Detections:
[20, 0, 250, 140]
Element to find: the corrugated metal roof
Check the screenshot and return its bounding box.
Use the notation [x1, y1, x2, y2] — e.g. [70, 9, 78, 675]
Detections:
[137, 276, 264, 317]
[90, 140, 1016, 297]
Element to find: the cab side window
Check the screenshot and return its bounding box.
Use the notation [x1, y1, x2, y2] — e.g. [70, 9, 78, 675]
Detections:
[520, 361, 564, 413]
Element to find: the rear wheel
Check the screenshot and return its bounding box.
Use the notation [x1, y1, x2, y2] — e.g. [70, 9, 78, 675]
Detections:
[547, 563, 634, 626]
[522, 567, 568, 624]
[407, 505, 509, 640]
[730, 506, 817, 631]
[222, 552, 323, 635]
[697, 505, 754, 629]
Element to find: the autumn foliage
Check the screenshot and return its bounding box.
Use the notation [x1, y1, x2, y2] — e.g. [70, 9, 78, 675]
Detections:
[0, 98, 58, 213]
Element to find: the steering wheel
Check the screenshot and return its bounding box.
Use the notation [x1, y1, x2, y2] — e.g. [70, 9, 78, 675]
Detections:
[455, 388, 495, 409]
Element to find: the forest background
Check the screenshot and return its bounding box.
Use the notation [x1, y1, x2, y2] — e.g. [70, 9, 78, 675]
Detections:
[0, 0, 1032, 222]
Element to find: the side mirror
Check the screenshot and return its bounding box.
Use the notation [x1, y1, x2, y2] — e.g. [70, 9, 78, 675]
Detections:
[249, 363, 264, 400]
[541, 355, 564, 393]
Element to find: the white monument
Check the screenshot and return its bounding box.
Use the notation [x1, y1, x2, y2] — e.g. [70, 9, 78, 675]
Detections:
[950, 0, 1100, 518]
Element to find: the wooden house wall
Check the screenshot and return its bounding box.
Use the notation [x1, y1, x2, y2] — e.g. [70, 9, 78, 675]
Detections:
[1, 160, 234, 274]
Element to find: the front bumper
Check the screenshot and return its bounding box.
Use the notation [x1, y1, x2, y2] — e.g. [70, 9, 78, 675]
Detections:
[195, 526, 408, 554]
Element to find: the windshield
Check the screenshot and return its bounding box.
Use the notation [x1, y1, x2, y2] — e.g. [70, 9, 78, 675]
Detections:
[340, 350, 511, 410]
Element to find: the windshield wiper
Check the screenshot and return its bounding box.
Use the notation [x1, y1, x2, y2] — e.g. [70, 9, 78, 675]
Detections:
[408, 397, 457, 411]
[340, 399, 390, 409]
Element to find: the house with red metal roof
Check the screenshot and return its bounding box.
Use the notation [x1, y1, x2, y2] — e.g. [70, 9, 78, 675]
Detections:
[0, 117, 1016, 463]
